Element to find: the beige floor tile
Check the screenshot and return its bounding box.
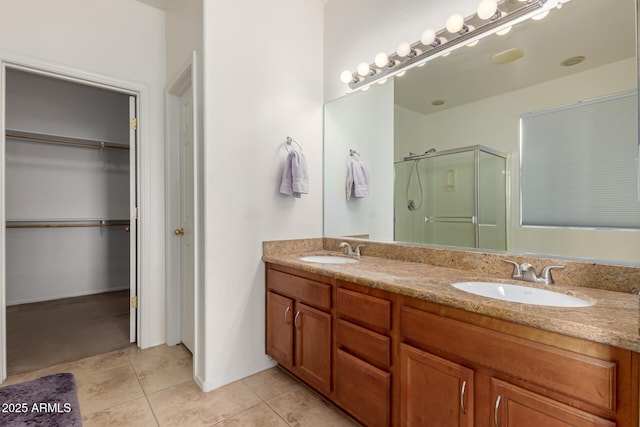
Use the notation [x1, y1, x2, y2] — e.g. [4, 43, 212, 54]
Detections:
[242, 367, 300, 401]
[36, 348, 131, 379]
[148, 380, 262, 426]
[128, 344, 193, 394]
[76, 363, 145, 415]
[2, 370, 39, 386]
[267, 384, 360, 427]
[82, 397, 158, 427]
[213, 402, 288, 426]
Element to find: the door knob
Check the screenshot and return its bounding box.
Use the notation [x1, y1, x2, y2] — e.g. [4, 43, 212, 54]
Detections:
[174, 228, 185, 236]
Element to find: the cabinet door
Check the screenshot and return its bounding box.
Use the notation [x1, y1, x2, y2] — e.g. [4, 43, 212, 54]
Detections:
[266, 291, 294, 369]
[491, 378, 615, 427]
[295, 302, 332, 394]
[400, 343, 474, 427]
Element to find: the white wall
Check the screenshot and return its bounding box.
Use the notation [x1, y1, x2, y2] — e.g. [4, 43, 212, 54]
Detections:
[324, 0, 482, 102]
[324, 81, 395, 241]
[0, 0, 167, 347]
[201, 0, 324, 391]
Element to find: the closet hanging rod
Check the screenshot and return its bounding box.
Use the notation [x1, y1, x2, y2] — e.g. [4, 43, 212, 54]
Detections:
[5, 130, 129, 151]
[6, 220, 130, 229]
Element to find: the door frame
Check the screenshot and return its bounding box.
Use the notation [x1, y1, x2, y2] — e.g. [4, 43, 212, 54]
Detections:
[165, 52, 202, 382]
[0, 55, 147, 381]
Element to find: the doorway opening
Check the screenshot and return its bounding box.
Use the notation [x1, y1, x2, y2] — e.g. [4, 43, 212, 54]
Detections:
[3, 66, 139, 375]
[165, 59, 196, 357]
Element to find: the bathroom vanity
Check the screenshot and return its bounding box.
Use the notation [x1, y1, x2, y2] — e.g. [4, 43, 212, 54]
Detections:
[263, 240, 640, 426]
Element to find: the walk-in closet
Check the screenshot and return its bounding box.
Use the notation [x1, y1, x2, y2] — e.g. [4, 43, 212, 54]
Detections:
[4, 68, 135, 374]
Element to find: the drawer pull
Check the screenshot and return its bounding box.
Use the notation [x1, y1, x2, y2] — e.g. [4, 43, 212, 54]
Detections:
[494, 395, 501, 427]
[460, 380, 467, 415]
[294, 311, 301, 329]
[284, 306, 291, 325]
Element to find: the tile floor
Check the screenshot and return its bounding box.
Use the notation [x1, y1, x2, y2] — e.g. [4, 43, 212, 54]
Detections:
[3, 344, 360, 426]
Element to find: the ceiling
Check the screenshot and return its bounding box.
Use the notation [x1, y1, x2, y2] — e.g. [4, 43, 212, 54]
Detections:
[395, 0, 637, 115]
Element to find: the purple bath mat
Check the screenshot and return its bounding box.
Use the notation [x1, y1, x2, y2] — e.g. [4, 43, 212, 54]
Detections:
[0, 373, 81, 426]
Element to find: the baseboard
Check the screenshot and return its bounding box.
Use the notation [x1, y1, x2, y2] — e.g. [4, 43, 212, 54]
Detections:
[6, 286, 130, 306]
[196, 358, 277, 392]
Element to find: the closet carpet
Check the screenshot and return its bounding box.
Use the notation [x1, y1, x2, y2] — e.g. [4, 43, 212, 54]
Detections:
[6, 290, 130, 376]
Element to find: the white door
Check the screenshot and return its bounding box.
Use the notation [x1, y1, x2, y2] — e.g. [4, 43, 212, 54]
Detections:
[129, 96, 138, 343]
[178, 86, 195, 353]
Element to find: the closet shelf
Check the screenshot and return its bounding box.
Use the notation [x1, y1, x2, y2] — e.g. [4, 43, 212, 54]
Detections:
[6, 219, 130, 229]
[5, 129, 129, 151]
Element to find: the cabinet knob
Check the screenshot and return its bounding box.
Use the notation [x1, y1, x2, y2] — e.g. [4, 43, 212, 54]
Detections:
[174, 227, 185, 236]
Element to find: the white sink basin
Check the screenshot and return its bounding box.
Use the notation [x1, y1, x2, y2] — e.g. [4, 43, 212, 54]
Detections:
[299, 255, 359, 264]
[451, 281, 593, 307]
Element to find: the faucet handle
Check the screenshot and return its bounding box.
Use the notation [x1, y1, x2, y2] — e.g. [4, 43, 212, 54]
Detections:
[354, 244, 365, 257]
[539, 265, 565, 284]
[339, 242, 354, 256]
[503, 259, 523, 279]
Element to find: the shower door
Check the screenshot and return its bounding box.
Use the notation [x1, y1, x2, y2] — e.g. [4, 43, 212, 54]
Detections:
[425, 151, 476, 247]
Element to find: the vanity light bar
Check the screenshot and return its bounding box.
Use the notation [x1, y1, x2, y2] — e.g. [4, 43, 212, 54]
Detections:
[345, 0, 560, 92]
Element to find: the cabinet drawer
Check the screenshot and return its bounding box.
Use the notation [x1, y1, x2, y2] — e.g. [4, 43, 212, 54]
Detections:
[335, 349, 390, 427]
[337, 319, 391, 369]
[267, 268, 330, 310]
[401, 306, 617, 412]
[336, 288, 391, 332]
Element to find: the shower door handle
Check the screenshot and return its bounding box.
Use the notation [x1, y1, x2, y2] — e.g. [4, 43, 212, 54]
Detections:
[174, 228, 185, 236]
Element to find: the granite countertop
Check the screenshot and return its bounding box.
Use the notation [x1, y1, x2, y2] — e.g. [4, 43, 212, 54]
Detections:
[263, 250, 640, 353]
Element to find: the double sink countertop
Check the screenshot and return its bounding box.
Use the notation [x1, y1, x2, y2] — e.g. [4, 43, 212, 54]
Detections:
[263, 250, 640, 353]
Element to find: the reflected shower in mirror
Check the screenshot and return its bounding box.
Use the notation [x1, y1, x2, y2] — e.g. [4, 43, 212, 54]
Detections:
[323, 0, 640, 264]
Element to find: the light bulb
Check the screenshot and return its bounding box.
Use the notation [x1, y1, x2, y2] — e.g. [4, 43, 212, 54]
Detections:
[361, 85, 370, 91]
[357, 62, 371, 77]
[421, 29, 436, 45]
[496, 26, 512, 36]
[377, 78, 388, 85]
[531, 10, 549, 20]
[375, 52, 389, 68]
[477, 0, 498, 20]
[396, 42, 411, 57]
[446, 14, 465, 33]
[340, 70, 353, 84]
[396, 70, 406, 77]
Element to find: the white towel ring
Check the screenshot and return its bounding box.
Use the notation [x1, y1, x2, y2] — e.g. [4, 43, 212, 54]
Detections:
[349, 149, 361, 158]
[285, 136, 303, 154]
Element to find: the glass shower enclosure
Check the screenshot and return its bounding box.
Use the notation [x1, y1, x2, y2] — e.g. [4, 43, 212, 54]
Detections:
[394, 145, 507, 250]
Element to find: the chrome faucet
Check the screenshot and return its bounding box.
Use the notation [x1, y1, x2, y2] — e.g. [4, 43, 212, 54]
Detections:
[339, 242, 364, 257]
[503, 259, 565, 285]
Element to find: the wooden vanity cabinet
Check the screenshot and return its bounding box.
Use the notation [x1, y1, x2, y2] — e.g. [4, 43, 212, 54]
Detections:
[400, 300, 636, 426]
[265, 263, 639, 427]
[265, 265, 332, 395]
[334, 284, 393, 427]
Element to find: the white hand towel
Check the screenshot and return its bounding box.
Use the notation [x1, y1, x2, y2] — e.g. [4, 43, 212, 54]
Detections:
[280, 151, 309, 198]
[346, 158, 370, 199]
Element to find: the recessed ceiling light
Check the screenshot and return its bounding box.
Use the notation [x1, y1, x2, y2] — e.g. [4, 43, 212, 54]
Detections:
[431, 99, 446, 106]
[561, 56, 585, 67]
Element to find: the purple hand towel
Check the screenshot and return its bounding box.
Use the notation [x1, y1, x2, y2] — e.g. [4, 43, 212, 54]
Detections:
[280, 151, 309, 198]
[346, 158, 370, 199]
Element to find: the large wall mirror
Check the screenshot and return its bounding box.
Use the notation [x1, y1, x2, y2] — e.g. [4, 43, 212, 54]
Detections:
[324, 0, 640, 264]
